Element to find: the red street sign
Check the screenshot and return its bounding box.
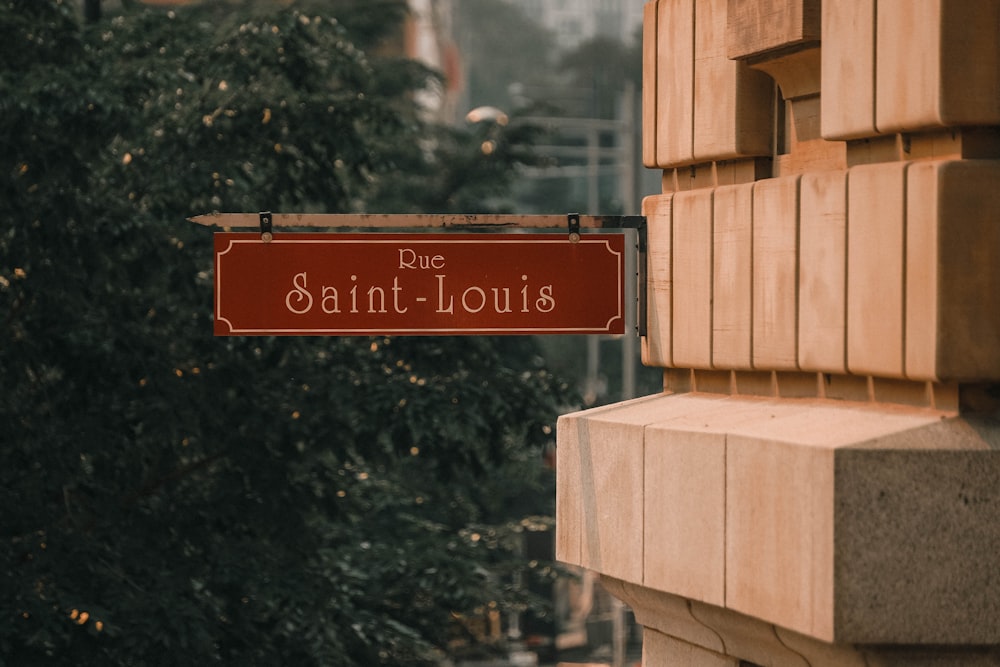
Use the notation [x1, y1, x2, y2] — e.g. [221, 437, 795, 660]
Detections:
[214, 232, 627, 336]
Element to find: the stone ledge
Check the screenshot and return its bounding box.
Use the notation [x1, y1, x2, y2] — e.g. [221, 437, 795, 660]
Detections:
[615, 580, 1000, 667]
[556, 391, 1000, 646]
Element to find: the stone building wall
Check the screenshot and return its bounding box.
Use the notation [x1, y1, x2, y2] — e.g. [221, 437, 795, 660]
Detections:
[556, 1, 1000, 665]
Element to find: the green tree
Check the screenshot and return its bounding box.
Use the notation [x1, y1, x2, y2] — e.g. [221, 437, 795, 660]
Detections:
[1, 1, 572, 664]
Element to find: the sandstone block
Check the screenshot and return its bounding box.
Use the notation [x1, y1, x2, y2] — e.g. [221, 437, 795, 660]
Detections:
[556, 397, 674, 583]
[821, 0, 876, 139]
[846, 162, 906, 377]
[693, 0, 774, 163]
[875, 0, 1000, 133]
[642, 0, 659, 168]
[752, 175, 800, 370]
[642, 194, 674, 368]
[654, 0, 695, 166]
[905, 160, 1000, 381]
[834, 447, 1000, 643]
[645, 0, 773, 168]
[643, 429, 727, 603]
[712, 183, 754, 369]
[672, 190, 714, 368]
[798, 170, 847, 373]
[726, 0, 821, 61]
[643, 628, 739, 667]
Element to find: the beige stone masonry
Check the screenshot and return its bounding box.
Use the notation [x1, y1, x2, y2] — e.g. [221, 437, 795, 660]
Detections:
[669, 190, 714, 368]
[643, 422, 726, 605]
[642, 159, 1000, 382]
[819, 0, 876, 140]
[556, 392, 1000, 647]
[689, 600, 810, 667]
[661, 368, 961, 411]
[847, 128, 1000, 167]
[845, 162, 906, 377]
[649, 0, 695, 166]
[665, 158, 772, 193]
[823, 0, 1000, 139]
[774, 626, 868, 667]
[694, 0, 775, 162]
[726, 0, 820, 62]
[641, 194, 673, 368]
[572, 2, 1000, 666]
[750, 175, 799, 370]
[711, 183, 753, 369]
[726, 0, 837, 179]
[642, 627, 741, 667]
[613, 579, 1000, 666]
[875, 0, 1000, 133]
[798, 170, 846, 373]
[905, 160, 1000, 381]
[555, 397, 652, 584]
[725, 432, 834, 639]
[642, 0, 659, 168]
[774, 95, 848, 177]
[663, 368, 964, 412]
[643, 0, 773, 168]
[601, 577, 727, 654]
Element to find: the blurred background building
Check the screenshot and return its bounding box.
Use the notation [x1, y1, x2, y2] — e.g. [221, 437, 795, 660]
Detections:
[506, 0, 644, 51]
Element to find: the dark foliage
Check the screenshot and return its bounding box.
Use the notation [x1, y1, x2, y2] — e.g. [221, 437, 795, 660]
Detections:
[1, 1, 573, 664]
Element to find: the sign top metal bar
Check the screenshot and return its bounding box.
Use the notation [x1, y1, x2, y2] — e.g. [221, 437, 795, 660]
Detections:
[188, 211, 645, 233]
